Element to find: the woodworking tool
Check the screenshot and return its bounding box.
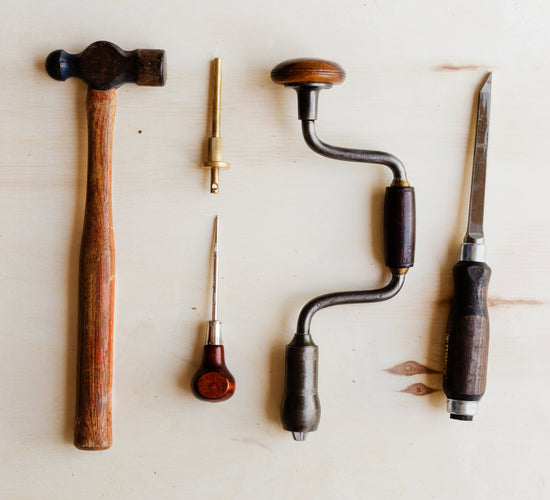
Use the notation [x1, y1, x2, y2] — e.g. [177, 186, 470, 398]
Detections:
[443, 73, 492, 421]
[271, 59, 416, 441]
[46, 41, 166, 450]
[202, 58, 230, 194]
[191, 216, 235, 401]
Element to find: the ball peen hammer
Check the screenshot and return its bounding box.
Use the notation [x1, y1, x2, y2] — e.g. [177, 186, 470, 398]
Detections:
[45, 41, 166, 450]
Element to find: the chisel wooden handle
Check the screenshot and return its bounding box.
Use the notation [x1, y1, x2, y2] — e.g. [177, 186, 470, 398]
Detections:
[443, 260, 491, 419]
[74, 88, 116, 450]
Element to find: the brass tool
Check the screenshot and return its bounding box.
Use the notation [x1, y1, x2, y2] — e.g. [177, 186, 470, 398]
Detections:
[191, 216, 235, 401]
[202, 58, 230, 194]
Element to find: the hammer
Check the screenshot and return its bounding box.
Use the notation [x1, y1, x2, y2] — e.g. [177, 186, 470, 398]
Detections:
[45, 41, 166, 450]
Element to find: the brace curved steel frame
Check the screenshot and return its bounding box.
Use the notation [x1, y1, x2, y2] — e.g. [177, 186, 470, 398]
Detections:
[272, 60, 416, 441]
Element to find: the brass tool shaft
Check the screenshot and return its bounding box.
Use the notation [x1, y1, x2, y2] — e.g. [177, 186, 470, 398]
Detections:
[202, 58, 230, 194]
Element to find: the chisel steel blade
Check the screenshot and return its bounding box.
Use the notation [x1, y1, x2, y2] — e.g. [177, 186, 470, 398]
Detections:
[466, 73, 492, 243]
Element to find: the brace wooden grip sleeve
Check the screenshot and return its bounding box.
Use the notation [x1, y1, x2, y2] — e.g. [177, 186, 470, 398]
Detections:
[383, 186, 416, 270]
[443, 261, 491, 402]
[74, 88, 116, 450]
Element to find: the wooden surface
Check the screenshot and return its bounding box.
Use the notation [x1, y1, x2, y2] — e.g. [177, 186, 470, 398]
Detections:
[2, 0, 550, 498]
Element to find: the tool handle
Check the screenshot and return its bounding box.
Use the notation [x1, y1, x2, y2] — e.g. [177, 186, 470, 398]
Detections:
[280, 333, 320, 439]
[443, 260, 491, 403]
[271, 58, 346, 86]
[191, 346, 235, 402]
[74, 88, 116, 450]
[384, 186, 416, 270]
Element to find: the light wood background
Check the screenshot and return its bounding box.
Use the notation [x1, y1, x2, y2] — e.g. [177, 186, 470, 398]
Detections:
[2, 1, 549, 498]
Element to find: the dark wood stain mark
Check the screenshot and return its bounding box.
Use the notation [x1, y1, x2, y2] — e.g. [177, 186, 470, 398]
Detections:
[386, 360, 441, 376]
[438, 296, 545, 307]
[400, 383, 438, 396]
[487, 297, 545, 307]
[435, 64, 481, 71]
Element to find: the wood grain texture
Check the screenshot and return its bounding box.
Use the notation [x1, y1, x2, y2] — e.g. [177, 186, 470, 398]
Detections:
[443, 261, 491, 402]
[191, 346, 235, 402]
[386, 361, 440, 376]
[271, 58, 346, 86]
[74, 88, 116, 450]
[400, 383, 438, 396]
[383, 186, 416, 270]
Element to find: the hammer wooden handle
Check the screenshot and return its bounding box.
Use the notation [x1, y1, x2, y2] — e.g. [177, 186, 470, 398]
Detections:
[74, 88, 116, 450]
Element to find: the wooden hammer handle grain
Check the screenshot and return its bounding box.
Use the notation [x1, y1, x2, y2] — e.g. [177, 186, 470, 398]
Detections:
[74, 88, 116, 450]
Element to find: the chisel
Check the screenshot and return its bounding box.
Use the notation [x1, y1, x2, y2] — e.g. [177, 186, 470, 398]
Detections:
[443, 73, 492, 421]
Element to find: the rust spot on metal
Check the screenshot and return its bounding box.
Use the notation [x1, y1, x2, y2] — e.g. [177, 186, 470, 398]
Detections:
[435, 64, 481, 71]
[386, 360, 440, 376]
[400, 383, 438, 396]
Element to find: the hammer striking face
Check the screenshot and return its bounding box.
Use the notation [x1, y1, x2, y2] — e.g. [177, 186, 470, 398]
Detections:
[45, 41, 166, 450]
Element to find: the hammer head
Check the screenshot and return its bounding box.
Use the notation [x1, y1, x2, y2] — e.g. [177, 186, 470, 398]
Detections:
[45, 41, 166, 90]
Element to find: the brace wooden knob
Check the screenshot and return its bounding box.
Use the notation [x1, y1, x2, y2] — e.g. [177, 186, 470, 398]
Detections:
[271, 58, 346, 86]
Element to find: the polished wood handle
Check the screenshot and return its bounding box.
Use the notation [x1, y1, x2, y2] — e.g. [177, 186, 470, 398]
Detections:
[74, 88, 116, 450]
[191, 346, 235, 402]
[271, 58, 346, 86]
[443, 261, 491, 403]
[383, 186, 416, 270]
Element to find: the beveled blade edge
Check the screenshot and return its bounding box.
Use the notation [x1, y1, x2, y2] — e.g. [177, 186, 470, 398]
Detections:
[466, 72, 492, 242]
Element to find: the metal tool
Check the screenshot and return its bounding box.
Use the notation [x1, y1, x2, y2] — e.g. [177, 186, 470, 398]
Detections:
[271, 59, 416, 440]
[443, 73, 492, 421]
[46, 41, 166, 450]
[202, 58, 230, 194]
[191, 216, 235, 401]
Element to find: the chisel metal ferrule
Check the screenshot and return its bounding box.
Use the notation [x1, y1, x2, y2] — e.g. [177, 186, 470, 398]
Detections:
[447, 399, 478, 420]
[460, 241, 487, 263]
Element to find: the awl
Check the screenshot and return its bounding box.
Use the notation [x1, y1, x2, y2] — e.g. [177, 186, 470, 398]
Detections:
[191, 216, 235, 402]
[443, 73, 492, 421]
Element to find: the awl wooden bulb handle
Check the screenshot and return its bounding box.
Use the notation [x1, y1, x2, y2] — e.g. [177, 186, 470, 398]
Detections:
[191, 345, 235, 402]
